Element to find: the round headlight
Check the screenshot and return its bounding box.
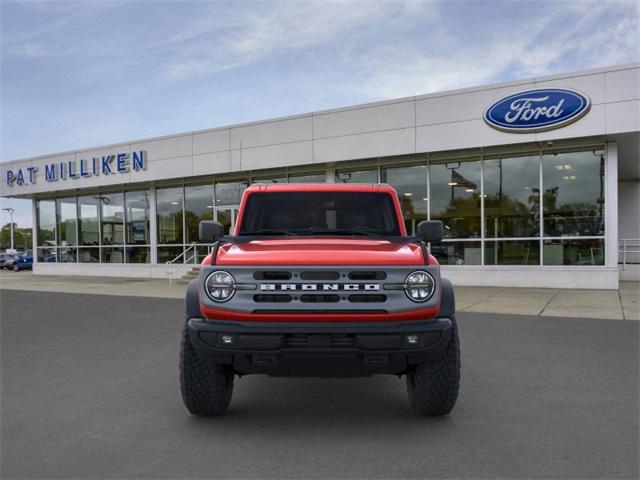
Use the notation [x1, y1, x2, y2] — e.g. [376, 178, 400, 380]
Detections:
[404, 270, 435, 302]
[205, 270, 236, 302]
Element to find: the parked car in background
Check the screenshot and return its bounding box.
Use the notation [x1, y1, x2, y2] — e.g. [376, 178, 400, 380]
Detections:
[2, 253, 17, 270]
[12, 252, 33, 271]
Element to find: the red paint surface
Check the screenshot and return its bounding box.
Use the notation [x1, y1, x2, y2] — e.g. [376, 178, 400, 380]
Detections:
[216, 238, 424, 265]
[200, 304, 440, 322]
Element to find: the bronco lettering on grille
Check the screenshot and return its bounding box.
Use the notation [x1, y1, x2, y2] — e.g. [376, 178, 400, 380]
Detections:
[260, 283, 380, 291]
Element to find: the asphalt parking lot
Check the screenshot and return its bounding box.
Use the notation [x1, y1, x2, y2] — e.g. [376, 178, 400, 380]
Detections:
[1, 290, 638, 479]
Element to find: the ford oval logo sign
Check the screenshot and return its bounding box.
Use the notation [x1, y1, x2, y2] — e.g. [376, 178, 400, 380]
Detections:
[484, 88, 591, 133]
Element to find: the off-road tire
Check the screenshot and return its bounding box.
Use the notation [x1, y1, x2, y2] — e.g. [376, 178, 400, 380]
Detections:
[180, 318, 234, 416]
[406, 316, 460, 416]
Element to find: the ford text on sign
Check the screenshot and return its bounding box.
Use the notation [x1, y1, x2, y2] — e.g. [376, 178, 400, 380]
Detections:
[484, 88, 590, 133]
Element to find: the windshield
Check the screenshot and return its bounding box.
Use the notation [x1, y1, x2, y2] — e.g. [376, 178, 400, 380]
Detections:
[238, 192, 401, 237]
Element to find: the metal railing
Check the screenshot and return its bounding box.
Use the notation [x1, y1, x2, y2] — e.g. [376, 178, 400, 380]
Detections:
[619, 238, 640, 269]
[166, 244, 198, 282]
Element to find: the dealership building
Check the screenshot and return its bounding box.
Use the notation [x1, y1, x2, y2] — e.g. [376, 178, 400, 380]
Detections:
[1, 63, 638, 289]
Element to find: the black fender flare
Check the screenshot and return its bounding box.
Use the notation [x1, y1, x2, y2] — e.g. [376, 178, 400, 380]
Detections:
[438, 278, 456, 318]
[186, 278, 202, 319]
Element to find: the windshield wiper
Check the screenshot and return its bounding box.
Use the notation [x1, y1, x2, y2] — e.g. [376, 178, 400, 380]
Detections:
[239, 229, 300, 236]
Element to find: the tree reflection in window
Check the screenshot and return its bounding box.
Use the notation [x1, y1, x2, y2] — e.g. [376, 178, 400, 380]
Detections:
[542, 150, 605, 237]
[430, 161, 481, 238]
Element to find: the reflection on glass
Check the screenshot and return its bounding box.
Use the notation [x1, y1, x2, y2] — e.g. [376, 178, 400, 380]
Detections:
[185, 184, 214, 243]
[78, 247, 99, 263]
[431, 241, 481, 265]
[543, 239, 604, 265]
[100, 193, 124, 245]
[430, 160, 481, 238]
[382, 165, 428, 235]
[37, 247, 56, 262]
[37, 200, 56, 246]
[126, 246, 150, 263]
[101, 247, 124, 263]
[215, 181, 247, 205]
[56, 198, 77, 246]
[288, 172, 325, 183]
[78, 196, 100, 246]
[125, 191, 150, 245]
[58, 246, 76, 263]
[542, 150, 605, 237]
[485, 240, 540, 265]
[336, 169, 378, 183]
[253, 176, 287, 183]
[158, 246, 184, 263]
[484, 156, 540, 238]
[157, 187, 183, 244]
[216, 208, 236, 235]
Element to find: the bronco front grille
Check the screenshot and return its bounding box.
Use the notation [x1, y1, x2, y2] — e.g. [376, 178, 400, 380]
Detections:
[205, 265, 437, 315]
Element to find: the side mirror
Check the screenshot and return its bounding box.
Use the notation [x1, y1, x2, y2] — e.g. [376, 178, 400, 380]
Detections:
[416, 220, 443, 243]
[199, 221, 225, 243]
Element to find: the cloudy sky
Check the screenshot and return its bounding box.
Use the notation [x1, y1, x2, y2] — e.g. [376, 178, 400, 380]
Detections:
[1, 0, 639, 227]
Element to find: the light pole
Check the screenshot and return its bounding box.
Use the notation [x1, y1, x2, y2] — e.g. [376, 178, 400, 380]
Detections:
[2, 207, 15, 251]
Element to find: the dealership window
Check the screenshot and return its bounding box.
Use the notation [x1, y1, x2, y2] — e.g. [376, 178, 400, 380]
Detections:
[157, 187, 183, 244]
[428, 159, 482, 265]
[215, 181, 247, 206]
[36, 200, 57, 262]
[382, 165, 428, 235]
[429, 160, 481, 239]
[542, 150, 605, 237]
[336, 169, 378, 184]
[56, 197, 77, 263]
[125, 190, 150, 263]
[484, 155, 540, 238]
[157, 187, 184, 263]
[485, 240, 540, 265]
[543, 238, 604, 265]
[100, 193, 124, 263]
[76, 196, 100, 263]
[288, 172, 325, 183]
[431, 240, 482, 265]
[185, 184, 214, 244]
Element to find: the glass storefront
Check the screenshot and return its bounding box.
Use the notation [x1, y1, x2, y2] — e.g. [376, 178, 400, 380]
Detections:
[430, 160, 482, 239]
[382, 165, 429, 236]
[484, 155, 540, 238]
[37, 190, 151, 264]
[542, 150, 605, 237]
[33, 146, 607, 267]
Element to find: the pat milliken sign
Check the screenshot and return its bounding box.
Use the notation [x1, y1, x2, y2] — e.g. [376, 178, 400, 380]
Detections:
[484, 88, 591, 133]
[5, 151, 147, 187]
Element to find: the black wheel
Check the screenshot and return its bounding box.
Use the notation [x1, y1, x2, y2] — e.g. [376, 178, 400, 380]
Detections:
[406, 316, 460, 416]
[13, 264, 19, 272]
[180, 318, 234, 416]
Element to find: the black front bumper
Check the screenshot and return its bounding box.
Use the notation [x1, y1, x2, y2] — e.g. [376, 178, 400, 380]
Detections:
[188, 318, 452, 377]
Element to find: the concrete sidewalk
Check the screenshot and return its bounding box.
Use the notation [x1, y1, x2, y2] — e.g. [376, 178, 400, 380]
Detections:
[1, 270, 638, 320]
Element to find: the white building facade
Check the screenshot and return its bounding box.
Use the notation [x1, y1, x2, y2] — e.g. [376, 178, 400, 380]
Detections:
[2, 63, 639, 289]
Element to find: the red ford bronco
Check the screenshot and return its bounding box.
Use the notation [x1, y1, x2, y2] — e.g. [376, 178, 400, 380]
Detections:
[181, 183, 460, 416]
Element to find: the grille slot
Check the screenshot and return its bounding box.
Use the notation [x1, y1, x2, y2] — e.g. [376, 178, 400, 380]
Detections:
[284, 334, 357, 348]
[253, 271, 292, 280]
[253, 294, 292, 303]
[300, 271, 341, 280]
[300, 294, 340, 303]
[348, 294, 387, 303]
[348, 271, 387, 280]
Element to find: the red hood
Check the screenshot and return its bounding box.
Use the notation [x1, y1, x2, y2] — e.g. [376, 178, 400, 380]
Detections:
[213, 238, 424, 266]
